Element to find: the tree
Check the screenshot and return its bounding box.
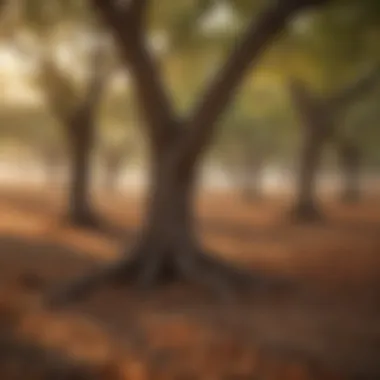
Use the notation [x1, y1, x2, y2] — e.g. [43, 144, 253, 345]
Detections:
[288, 67, 380, 222]
[273, 0, 380, 221]
[48, 0, 330, 306]
[37, 41, 110, 228]
[3, 0, 114, 227]
[342, 85, 380, 187]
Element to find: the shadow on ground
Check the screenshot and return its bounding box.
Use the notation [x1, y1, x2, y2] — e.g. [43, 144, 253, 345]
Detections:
[0, 189, 379, 379]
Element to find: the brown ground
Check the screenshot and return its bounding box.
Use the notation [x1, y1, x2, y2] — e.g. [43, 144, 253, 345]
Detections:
[0, 185, 379, 379]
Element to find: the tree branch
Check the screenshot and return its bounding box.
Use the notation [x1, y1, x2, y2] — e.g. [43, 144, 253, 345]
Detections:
[328, 65, 380, 111]
[75, 38, 110, 121]
[178, 0, 330, 171]
[129, 0, 149, 30]
[91, 0, 177, 151]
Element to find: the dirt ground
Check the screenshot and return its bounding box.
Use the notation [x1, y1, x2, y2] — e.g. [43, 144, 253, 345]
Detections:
[0, 185, 379, 379]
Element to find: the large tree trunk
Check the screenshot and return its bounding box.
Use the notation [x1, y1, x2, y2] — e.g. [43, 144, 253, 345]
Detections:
[135, 155, 198, 275]
[338, 140, 361, 203]
[47, 141, 274, 306]
[66, 120, 99, 228]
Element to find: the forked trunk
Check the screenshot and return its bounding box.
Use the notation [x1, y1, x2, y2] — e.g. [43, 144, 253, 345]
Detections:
[67, 120, 98, 227]
[339, 141, 361, 203]
[46, 0, 322, 306]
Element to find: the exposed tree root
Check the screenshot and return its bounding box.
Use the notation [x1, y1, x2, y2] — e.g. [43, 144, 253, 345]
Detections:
[64, 209, 105, 231]
[288, 201, 324, 224]
[45, 243, 291, 309]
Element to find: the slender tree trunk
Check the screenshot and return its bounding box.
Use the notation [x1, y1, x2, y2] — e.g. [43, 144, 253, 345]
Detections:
[66, 119, 98, 228]
[339, 140, 361, 203]
[241, 160, 263, 202]
[102, 156, 123, 193]
[288, 79, 330, 222]
[103, 167, 118, 193]
[43, 155, 62, 188]
[291, 126, 325, 221]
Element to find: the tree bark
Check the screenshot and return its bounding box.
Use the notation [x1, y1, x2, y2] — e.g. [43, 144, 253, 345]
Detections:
[63, 39, 108, 228]
[287, 66, 380, 222]
[338, 140, 361, 203]
[288, 79, 330, 222]
[66, 118, 99, 228]
[291, 125, 325, 222]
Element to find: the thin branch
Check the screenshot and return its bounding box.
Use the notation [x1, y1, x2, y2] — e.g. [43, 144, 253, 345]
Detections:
[76, 38, 110, 120]
[328, 65, 380, 111]
[91, 0, 177, 150]
[178, 0, 330, 171]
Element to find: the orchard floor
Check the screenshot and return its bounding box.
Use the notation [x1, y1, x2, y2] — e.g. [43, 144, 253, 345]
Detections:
[0, 185, 379, 379]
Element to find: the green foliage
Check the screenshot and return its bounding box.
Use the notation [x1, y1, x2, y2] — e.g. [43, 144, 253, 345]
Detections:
[1, 0, 379, 174]
[281, 0, 380, 93]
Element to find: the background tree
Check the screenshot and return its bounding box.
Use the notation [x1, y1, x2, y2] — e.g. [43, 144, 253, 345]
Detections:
[37, 44, 111, 228]
[281, 0, 380, 221]
[8, 0, 116, 228]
